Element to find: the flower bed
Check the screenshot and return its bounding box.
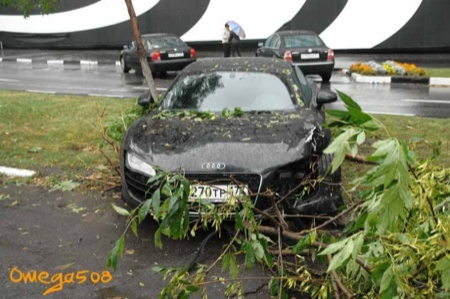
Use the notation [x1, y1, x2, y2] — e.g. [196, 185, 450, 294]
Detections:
[350, 60, 428, 77]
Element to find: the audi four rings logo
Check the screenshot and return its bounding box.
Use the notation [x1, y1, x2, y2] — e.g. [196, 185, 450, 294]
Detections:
[201, 162, 226, 170]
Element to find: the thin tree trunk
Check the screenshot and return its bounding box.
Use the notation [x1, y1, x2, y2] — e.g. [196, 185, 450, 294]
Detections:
[123, 0, 159, 101]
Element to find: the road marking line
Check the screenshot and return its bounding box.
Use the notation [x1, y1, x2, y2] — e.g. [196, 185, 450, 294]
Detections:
[402, 99, 450, 104]
[132, 86, 168, 91]
[80, 60, 98, 65]
[0, 78, 19, 82]
[26, 90, 56, 94]
[0, 166, 36, 177]
[88, 94, 126, 98]
[17, 58, 32, 63]
[47, 60, 64, 64]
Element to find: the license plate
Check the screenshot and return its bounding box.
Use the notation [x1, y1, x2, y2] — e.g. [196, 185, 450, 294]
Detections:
[168, 52, 184, 58]
[189, 184, 249, 203]
[301, 53, 320, 59]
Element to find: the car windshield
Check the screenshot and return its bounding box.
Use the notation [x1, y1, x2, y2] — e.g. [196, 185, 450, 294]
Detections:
[160, 72, 296, 112]
[284, 35, 324, 48]
[146, 36, 186, 48]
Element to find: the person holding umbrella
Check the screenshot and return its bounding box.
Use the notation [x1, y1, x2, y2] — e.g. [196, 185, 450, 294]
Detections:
[228, 27, 241, 57]
[222, 23, 231, 57]
[227, 21, 245, 57]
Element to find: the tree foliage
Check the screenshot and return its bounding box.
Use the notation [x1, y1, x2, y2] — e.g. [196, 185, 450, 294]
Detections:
[0, 0, 60, 17]
[107, 90, 450, 298]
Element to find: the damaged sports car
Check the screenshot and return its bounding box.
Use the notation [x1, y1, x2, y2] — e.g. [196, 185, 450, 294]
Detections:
[120, 57, 342, 217]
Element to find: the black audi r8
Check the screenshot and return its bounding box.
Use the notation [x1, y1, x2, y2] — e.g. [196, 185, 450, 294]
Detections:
[120, 57, 342, 217]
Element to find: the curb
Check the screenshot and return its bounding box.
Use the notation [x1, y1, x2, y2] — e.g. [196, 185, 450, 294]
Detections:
[0, 166, 35, 177]
[344, 69, 450, 86]
[0, 57, 120, 66]
[0, 56, 345, 71]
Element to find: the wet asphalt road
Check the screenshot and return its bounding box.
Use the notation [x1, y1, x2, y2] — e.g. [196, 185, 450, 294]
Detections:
[0, 55, 449, 118]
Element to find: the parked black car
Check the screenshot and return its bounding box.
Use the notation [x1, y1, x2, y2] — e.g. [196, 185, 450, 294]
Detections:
[120, 33, 196, 76]
[256, 30, 335, 82]
[121, 57, 342, 217]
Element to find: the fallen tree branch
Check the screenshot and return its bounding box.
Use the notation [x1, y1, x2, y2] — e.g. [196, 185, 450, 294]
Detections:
[345, 153, 377, 165]
[300, 201, 362, 234]
[327, 254, 352, 298]
[258, 226, 373, 275]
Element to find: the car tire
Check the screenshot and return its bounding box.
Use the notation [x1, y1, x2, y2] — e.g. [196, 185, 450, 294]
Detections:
[321, 72, 332, 82]
[318, 153, 341, 184]
[120, 56, 130, 73]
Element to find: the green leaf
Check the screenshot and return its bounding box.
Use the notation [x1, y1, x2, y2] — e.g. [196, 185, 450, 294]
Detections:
[154, 227, 163, 249]
[379, 265, 393, 293]
[131, 219, 138, 237]
[241, 241, 255, 268]
[327, 239, 354, 271]
[336, 90, 362, 111]
[235, 211, 244, 230]
[106, 236, 125, 271]
[319, 238, 347, 255]
[112, 204, 130, 216]
[293, 235, 311, 254]
[436, 255, 450, 291]
[139, 199, 152, 223]
[151, 189, 161, 216]
[357, 131, 366, 145]
[222, 252, 239, 279]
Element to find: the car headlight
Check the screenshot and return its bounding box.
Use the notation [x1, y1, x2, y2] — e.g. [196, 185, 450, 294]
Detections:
[126, 152, 156, 177]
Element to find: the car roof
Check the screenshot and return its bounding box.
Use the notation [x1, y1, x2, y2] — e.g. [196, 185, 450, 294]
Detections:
[182, 57, 294, 76]
[275, 30, 318, 36]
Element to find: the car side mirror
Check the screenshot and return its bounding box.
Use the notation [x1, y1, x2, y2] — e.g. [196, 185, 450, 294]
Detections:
[138, 91, 155, 108]
[257, 42, 264, 47]
[317, 90, 337, 109]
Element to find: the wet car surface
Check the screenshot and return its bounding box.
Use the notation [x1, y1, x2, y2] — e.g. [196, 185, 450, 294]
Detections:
[256, 30, 335, 82]
[120, 33, 196, 76]
[120, 57, 342, 217]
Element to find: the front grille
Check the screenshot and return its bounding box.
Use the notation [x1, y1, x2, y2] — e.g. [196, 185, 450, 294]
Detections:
[124, 167, 262, 202]
[124, 167, 155, 201]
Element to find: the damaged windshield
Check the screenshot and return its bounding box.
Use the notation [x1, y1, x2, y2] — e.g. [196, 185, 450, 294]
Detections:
[160, 72, 296, 112]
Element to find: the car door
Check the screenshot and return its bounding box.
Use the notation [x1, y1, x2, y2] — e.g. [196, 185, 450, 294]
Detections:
[269, 35, 282, 58]
[257, 34, 275, 57]
[127, 41, 140, 69]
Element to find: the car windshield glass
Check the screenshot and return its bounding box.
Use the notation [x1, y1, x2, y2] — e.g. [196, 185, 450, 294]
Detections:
[161, 72, 296, 112]
[146, 37, 186, 48]
[284, 35, 324, 48]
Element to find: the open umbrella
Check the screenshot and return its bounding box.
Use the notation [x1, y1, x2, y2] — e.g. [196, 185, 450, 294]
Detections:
[227, 20, 246, 39]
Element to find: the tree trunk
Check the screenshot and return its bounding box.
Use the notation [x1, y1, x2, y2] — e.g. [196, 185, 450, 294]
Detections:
[123, 0, 159, 101]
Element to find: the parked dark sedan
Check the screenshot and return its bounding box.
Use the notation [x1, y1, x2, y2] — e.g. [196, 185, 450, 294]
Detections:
[120, 33, 196, 76]
[121, 57, 342, 217]
[256, 30, 335, 82]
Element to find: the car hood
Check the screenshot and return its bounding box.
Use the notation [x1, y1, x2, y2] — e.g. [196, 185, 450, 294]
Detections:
[124, 110, 325, 174]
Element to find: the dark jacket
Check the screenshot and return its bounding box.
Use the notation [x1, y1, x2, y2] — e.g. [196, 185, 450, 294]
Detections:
[228, 30, 240, 43]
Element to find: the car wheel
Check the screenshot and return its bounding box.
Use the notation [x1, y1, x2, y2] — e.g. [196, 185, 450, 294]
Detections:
[318, 153, 341, 184]
[288, 153, 343, 219]
[120, 56, 130, 73]
[321, 72, 332, 82]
